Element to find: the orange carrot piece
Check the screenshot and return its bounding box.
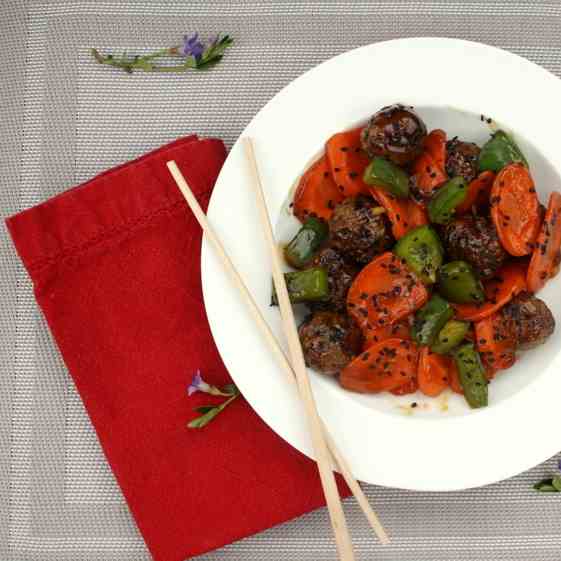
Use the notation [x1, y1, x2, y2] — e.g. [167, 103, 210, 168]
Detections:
[362, 319, 412, 351]
[340, 338, 418, 393]
[454, 262, 527, 321]
[326, 128, 371, 197]
[390, 377, 419, 396]
[527, 191, 561, 293]
[475, 312, 517, 371]
[370, 188, 428, 239]
[490, 163, 541, 256]
[417, 347, 451, 397]
[456, 171, 495, 214]
[293, 155, 344, 222]
[411, 130, 448, 197]
[347, 252, 429, 332]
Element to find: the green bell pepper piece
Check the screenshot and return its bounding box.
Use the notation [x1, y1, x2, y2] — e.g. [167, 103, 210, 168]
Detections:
[363, 156, 409, 198]
[452, 343, 488, 408]
[437, 261, 485, 304]
[411, 294, 454, 346]
[478, 130, 528, 173]
[284, 217, 329, 269]
[393, 225, 443, 284]
[431, 319, 470, 354]
[428, 177, 468, 225]
[271, 267, 329, 306]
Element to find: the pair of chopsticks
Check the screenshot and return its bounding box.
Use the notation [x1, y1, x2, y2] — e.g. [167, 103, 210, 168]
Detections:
[166, 138, 389, 560]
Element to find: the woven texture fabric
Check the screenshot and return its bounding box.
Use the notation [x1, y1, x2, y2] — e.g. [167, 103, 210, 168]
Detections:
[1, 1, 561, 560]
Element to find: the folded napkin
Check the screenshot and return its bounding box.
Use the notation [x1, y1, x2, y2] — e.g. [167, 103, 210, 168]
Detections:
[6, 136, 348, 561]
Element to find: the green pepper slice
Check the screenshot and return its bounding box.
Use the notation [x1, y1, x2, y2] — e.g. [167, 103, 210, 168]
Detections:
[437, 261, 485, 304]
[411, 294, 454, 346]
[271, 267, 329, 305]
[393, 225, 443, 284]
[452, 343, 488, 408]
[478, 130, 528, 173]
[428, 177, 468, 225]
[431, 319, 470, 354]
[284, 217, 329, 269]
[363, 156, 409, 198]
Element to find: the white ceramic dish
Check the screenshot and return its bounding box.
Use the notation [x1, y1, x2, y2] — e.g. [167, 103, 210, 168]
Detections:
[201, 38, 561, 491]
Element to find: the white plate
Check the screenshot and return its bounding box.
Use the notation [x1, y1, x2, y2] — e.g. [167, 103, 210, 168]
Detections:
[201, 38, 561, 491]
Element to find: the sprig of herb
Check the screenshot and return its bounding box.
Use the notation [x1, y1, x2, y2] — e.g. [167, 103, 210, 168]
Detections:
[534, 459, 561, 493]
[91, 33, 233, 74]
[187, 370, 240, 429]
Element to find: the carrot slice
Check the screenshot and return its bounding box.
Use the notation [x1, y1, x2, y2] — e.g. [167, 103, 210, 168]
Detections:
[362, 319, 412, 351]
[527, 191, 561, 293]
[411, 130, 448, 197]
[417, 347, 451, 397]
[475, 312, 517, 371]
[339, 338, 419, 393]
[326, 128, 371, 197]
[456, 171, 495, 214]
[347, 252, 429, 332]
[390, 377, 419, 396]
[293, 155, 344, 222]
[448, 359, 463, 394]
[370, 188, 428, 239]
[454, 262, 527, 321]
[423, 129, 447, 170]
[490, 163, 541, 256]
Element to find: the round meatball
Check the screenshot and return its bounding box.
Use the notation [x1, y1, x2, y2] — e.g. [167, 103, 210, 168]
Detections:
[442, 215, 507, 279]
[329, 196, 393, 264]
[307, 246, 358, 312]
[299, 311, 363, 375]
[502, 292, 555, 350]
[361, 104, 427, 165]
[445, 138, 481, 182]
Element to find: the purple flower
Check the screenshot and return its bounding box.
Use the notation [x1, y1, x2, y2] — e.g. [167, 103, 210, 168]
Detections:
[188, 370, 211, 396]
[181, 33, 205, 60]
[558, 458, 561, 471]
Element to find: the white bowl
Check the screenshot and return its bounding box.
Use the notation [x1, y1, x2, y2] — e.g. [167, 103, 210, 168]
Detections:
[201, 38, 561, 491]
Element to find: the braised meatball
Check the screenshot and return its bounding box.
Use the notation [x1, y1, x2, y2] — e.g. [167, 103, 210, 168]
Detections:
[445, 138, 480, 182]
[442, 215, 507, 279]
[299, 311, 363, 375]
[361, 104, 427, 165]
[502, 292, 555, 349]
[307, 246, 358, 312]
[329, 196, 393, 264]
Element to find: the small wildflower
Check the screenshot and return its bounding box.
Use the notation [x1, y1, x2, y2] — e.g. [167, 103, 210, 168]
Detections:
[187, 369, 211, 396]
[91, 33, 233, 74]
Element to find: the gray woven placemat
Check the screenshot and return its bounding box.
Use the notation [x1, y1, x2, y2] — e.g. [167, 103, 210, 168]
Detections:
[2, 1, 561, 560]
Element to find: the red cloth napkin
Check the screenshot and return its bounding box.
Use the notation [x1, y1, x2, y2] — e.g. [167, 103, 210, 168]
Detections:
[6, 136, 349, 561]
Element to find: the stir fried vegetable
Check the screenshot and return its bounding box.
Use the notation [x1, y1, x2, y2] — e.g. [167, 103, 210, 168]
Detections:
[363, 156, 410, 198]
[490, 163, 541, 256]
[411, 294, 453, 346]
[437, 261, 485, 304]
[454, 262, 527, 321]
[339, 338, 419, 393]
[479, 130, 528, 173]
[284, 217, 329, 268]
[431, 319, 470, 354]
[428, 177, 468, 224]
[527, 191, 561, 292]
[393, 225, 443, 284]
[271, 268, 329, 305]
[452, 343, 488, 408]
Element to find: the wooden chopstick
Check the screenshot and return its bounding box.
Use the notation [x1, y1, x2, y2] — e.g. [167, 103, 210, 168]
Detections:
[166, 159, 389, 547]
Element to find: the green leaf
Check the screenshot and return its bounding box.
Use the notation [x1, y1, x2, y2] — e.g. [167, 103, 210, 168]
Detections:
[195, 406, 215, 414]
[533, 479, 558, 492]
[221, 383, 239, 396]
[552, 475, 561, 492]
[188, 407, 221, 429]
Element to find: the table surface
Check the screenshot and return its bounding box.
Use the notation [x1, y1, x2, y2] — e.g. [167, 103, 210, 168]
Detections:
[2, 1, 561, 560]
